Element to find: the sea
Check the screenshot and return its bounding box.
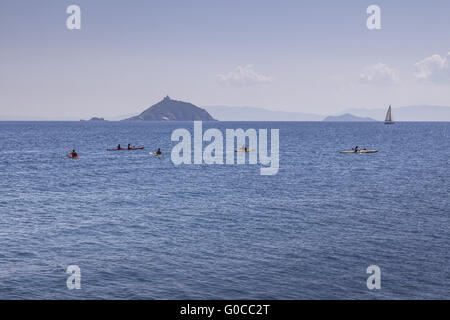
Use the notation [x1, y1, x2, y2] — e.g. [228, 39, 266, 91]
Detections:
[0, 121, 448, 299]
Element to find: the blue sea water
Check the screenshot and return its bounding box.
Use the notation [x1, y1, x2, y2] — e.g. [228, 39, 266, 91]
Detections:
[0, 121, 448, 299]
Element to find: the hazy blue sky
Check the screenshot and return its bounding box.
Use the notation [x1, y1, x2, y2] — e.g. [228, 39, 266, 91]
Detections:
[1, 0, 450, 119]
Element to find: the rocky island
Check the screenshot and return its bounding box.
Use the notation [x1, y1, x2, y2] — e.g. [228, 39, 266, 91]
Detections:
[89, 117, 105, 121]
[80, 117, 106, 122]
[124, 96, 216, 121]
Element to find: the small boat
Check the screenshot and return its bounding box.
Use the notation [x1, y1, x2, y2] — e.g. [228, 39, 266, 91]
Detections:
[106, 147, 145, 151]
[384, 105, 394, 124]
[340, 150, 378, 154]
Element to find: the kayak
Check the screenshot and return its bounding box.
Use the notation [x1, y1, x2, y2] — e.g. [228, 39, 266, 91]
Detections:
[340, 150, 378, 154]
[235, 149, 255, 152]
[149, 152, 163, 156]
[106, 147, 145, 151]
[67, 154, 79, 159]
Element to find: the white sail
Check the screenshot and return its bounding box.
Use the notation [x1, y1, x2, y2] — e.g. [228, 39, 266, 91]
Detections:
[384, 105, 394, 124]
[385, 106, 391, 121]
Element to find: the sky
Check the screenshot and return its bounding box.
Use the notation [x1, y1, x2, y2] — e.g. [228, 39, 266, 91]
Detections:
[1, 0, 450, 119]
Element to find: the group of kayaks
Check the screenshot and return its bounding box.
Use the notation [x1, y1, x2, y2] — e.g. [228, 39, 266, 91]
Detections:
[233, 147, 378, 154]
[67, 144, 378, 159]
[67, 144, 163, 159]
[233, 145, 378, 154]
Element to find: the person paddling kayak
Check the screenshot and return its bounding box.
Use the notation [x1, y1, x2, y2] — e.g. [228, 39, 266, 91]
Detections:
[155, 148, 162, 155]
[127, 144, 132, 150]
[68, 149, 78, 159]
[117, 144, 121, 150]
[353, 146, 359, 153]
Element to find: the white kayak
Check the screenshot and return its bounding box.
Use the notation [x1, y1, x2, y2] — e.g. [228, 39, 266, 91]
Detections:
[340, 150, 378, 154]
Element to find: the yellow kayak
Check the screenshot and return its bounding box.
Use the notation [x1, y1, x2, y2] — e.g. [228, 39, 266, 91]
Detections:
[340, 150, 378, 154]
[149, 152, 163, 156]
[235, 149, 255, 152]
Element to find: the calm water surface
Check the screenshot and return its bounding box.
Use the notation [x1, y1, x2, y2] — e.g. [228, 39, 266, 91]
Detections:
[0, 121, 449, 299]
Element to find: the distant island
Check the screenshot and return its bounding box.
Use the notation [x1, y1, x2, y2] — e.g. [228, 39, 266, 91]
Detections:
[322, 113, 376, 122]
[332, 105, 450, 122]
[124, 96, 216, 121]
[89, 117, 105, 121]
[38, 103, 450, 122]
[80, 117, 106, 122]
[203, 105, 450, 122]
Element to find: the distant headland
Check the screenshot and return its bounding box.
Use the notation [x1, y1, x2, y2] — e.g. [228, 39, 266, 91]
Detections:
[322, 113, 376, 122]
[4, 101, 450, 122]
[80, 117, 106, 122]
[124, 96, 216, 121]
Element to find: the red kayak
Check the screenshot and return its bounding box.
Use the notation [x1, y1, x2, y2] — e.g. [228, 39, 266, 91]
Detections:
[106, 147, 145, 151]
[67, 153, 79, 159]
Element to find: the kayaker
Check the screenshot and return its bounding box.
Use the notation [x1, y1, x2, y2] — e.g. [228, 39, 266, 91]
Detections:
[127, 144, 132, 150]
[71, 150, 78, 158]
[117, 144, 121, 150]
[156, 148, 162, 155]
[354, 146, 359, 153]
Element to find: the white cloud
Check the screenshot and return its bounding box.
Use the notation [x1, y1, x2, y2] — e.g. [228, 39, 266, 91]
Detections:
[217, 65, 273, 86]
[359, 63, 400, 85]
[414, 53, 450, 83]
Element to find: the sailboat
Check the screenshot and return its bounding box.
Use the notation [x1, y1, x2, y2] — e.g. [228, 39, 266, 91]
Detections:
[384, 105, 394, 124]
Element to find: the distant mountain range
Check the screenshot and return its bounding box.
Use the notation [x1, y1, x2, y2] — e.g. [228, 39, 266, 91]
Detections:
[2, 103, 450, 122]
[204, 106, 322, 121]
[322, 113, 376, 122]
[125, 96, 216, 121]
[204, 105, 450, 121]
[333, 105, 450, 122]
[80, 117, 106, 122]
